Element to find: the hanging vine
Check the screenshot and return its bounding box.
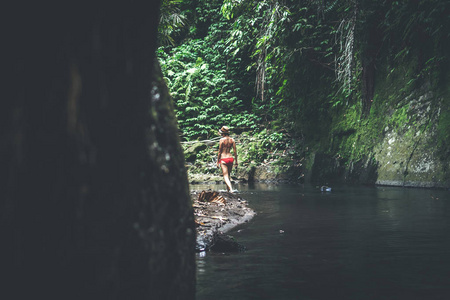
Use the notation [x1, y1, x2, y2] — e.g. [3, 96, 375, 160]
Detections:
[334, 0, 358, 99]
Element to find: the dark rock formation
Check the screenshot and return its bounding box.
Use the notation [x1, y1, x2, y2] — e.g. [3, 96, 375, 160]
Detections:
[184, 142, 208, 162]
[2, 2, 195, 299]
[210, 233, 246, 252]
[237, 164, 303, 183]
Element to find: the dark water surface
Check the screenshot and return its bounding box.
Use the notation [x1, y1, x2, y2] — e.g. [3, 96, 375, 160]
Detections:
[194, 183, 450, 300]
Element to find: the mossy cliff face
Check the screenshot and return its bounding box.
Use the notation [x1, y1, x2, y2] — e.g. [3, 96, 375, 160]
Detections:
[305, 58, 450, 188]
[374, 88, 449, 187]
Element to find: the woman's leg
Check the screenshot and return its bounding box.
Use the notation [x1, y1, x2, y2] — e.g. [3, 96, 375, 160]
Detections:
[227, 164, 234, 192]
[221, 162, 232, 192]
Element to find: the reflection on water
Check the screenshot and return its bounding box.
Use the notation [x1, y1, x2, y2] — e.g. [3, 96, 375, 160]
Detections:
[195, 183, 450, 300]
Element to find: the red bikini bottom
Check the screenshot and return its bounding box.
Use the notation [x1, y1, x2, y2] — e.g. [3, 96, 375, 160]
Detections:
[220, 157, 234, 166]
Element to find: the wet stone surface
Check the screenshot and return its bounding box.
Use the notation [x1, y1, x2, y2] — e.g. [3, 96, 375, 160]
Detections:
[191, 190, 255, 252]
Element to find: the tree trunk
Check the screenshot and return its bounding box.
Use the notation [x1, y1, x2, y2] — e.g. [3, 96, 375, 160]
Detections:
[2, 2, 195, 299]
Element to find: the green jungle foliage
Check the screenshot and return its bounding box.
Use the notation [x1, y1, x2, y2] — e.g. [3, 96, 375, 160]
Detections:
[158, 0, 260, 141]
[158, 0, 450, 169]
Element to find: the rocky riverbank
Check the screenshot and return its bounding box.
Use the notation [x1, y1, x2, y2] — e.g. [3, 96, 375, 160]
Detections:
[191, 190, 255, 252]
[188, 165, 303, 185]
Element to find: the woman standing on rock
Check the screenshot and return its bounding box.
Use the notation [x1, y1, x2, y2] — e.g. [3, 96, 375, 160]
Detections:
[217, 126, 238, 192]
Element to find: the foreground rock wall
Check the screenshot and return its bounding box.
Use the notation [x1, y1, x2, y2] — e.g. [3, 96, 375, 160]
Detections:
[3, 3, 195, 299]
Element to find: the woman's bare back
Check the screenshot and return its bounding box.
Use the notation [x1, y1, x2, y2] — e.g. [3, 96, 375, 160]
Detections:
[219, 137, 235, 158]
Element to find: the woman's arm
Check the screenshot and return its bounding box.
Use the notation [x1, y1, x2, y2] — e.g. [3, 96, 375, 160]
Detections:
[217, 140, 223, 167]
[233, 139, 238, 166]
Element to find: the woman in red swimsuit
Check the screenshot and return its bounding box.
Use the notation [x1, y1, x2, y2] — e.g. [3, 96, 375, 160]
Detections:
[217, 126, 238, 192]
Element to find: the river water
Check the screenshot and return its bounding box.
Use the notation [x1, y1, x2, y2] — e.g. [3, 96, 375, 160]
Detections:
[194, 183, 450, 300]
